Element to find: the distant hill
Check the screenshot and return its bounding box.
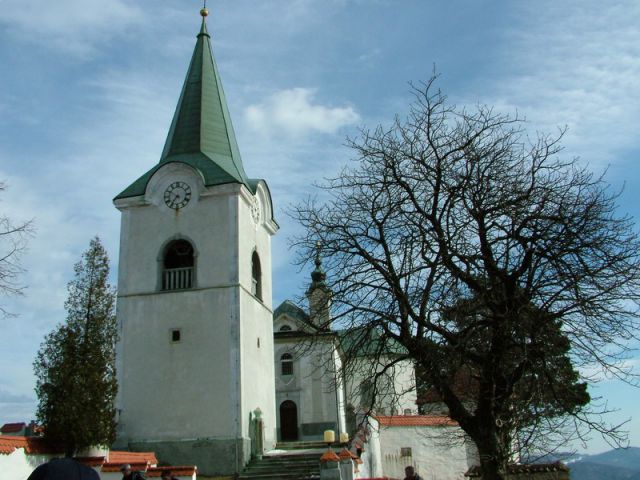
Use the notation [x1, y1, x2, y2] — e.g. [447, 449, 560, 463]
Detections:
[523, 447, 640, 480]
[568, 447, 640, 480]
[581, 448, 640, 468]
[570, 461, 640, 480]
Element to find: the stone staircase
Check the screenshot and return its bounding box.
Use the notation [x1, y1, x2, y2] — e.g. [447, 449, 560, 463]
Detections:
[238, 442, 326, 480]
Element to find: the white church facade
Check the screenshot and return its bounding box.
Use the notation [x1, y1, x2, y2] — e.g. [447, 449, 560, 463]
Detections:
[113, 11, 278, 475]
[112, 9, 477, 478]
[272, 255, 418, 444]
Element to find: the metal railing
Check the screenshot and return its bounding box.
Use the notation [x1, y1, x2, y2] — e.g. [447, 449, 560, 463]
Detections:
[162, 267, 194, 290]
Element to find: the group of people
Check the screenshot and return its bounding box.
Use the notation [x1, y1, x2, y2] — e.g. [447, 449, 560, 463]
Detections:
[120, 463, 178, 480]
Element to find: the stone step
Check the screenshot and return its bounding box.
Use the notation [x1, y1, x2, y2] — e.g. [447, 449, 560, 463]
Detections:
[239, 467, 319, 480]
[245, 460, 320, 470]
[239, 448, 323, 480]
[252, 461, 318, 468]
[238, 474, 319, 480]
[276, 441, 327, 450]
[239, 469, 320, 478]
[258, 456, 320, 464]
[245, 462, 318, 470]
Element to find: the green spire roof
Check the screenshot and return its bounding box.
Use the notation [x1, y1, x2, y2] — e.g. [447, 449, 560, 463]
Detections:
[115, 16, 252, 200]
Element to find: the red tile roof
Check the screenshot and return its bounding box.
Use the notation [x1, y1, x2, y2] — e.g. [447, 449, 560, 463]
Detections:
[376, 415, 458, 427]
[146, 466, 198, 477]
[338, 448, 358, 460]
[0, 436, 18, 454]
[0, 422, 26, 433]
[0, 439, 196, 477]
[320, 449, 341, 462]
[108, 450, 158, 465]
[102, 462, 150, 473]
[0, 435, 64, 455]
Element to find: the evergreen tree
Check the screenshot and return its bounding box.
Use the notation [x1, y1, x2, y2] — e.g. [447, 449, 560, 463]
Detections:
[34, 237, 117, 456]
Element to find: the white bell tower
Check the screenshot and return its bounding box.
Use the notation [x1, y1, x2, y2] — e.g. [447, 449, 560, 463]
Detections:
[113, 10, 278, 476]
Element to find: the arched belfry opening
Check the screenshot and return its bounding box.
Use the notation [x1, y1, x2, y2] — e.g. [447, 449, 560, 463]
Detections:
[162, 239, 195, 290]
[252, 251, 262, 300]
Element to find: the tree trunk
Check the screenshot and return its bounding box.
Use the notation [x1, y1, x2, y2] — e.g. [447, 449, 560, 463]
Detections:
[478, 453, 506, 480]
[471, 425, 508, 480]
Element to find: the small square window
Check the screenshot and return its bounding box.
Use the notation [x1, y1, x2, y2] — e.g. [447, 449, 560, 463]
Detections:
[171, 329, 181, 342]
[400, 447, 412, 457]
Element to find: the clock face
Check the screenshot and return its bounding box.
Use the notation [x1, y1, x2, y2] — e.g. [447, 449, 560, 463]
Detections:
[164, 181, 192, 209]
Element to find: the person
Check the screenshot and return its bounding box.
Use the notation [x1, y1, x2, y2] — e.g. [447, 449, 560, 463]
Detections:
[404, 465, 424, 480]
[28, 458, 100, 480]
[161, 470, 179, 480]
[121, 464, 146, 480]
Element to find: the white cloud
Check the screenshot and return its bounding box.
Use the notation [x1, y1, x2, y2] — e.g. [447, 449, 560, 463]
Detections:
[0, 400, 38, 424]
[245, 88, 360, 138]
[467, 0, 640, 169]
[357, 48, 382, 65]
[0, 388, 33, 404]
[0, 63, 176, 423]
[0, 0, 143, 57]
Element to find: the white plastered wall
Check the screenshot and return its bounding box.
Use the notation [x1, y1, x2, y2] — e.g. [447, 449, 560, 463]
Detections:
[115, 164, 277, 447]
[0, 450, 196, 480]
[274, 335, 344, 440]
[346, 356, 418, 416]
[377, 424, 478, 480]
[237, 180, 277, 449]
[0, 450, 54, 480]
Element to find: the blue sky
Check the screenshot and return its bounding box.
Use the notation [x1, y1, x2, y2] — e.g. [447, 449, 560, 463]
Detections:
[0, 0, 639, 454]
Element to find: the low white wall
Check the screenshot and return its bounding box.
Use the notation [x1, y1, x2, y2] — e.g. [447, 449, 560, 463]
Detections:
[353, 417, 383, 479]
[378, 425, 477, 480]
[0, 449, 195, 480]
[0, 449, 58, 480]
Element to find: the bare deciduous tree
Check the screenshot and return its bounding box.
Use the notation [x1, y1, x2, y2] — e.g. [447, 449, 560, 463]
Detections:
[0, 182, 34, 317]
[291, 77, 640, 480]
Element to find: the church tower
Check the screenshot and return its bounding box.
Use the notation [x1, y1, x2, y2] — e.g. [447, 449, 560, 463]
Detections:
[113, 9, 278, 475]
[306, 243, 332, 329]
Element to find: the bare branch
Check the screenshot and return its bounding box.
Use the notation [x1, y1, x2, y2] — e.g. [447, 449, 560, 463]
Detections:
[289, 75, 640, 480]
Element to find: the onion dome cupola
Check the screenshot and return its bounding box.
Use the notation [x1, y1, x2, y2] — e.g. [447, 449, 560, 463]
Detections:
[306, 241, 333, 329]
[308, 241, 328, 291]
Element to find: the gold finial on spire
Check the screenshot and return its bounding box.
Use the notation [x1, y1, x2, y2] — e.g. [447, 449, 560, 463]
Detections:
[200, 0, 209, 17]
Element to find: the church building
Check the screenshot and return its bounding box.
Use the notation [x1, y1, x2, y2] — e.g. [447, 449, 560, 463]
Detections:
[272, 251, 418, 443]
[112, 9, 475, 479]
[113, 8, 278, 475]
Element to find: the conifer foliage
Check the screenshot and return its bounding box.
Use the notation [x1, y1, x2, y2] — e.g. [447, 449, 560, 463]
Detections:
[34, 237, 117, 456]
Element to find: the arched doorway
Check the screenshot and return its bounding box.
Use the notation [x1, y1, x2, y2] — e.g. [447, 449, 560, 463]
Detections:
[279, 400, 298, 441]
